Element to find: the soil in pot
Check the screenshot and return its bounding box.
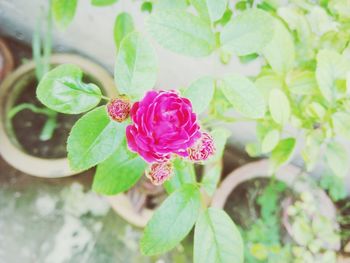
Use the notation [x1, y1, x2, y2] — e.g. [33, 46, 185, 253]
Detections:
[8, 73, 101, 159]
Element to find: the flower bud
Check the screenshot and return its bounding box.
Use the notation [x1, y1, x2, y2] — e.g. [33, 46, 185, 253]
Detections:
[146, 161, 173, 185]
[107, 96, 131, 122]
[187, 132, 215, 162]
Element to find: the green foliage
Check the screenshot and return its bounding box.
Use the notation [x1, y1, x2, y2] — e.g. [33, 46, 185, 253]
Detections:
[67, 106, 125, 171]
[155, 0, 187, 11]
[194, 208, 244, 263]
[37, 64, 102, 114]
[146, 11, 216, 57]
[270, 138, 296, 170]
[141, 184, 201, 255]
[183, 76, 215, 115]
[163, 158, 196, 194]
[91, 0, 118, 6]
[92, 141, 147, 195]
[191, 0, 227, 22]
[268, 88, 291, 125]
[320, 175, 347, 202]
[52, 0, 78, 29]
[219, 74, 266, 119]
[113, 12, 134, 49]
[325, 141, 349, 178]
[114, 32, 158, 99]
[220, 9, 274, 56]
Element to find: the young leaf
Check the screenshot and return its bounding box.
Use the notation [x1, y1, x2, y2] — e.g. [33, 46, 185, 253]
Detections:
[146, 11, 216, 57]
[270, 138, 296, 169]
[91, 0, 118, 6]
[325, 141, 349, 178]
[114, 12, 134, 49]
[164, 159, 196, 194]
[261, 129, 280, 153]
[37, 64, 102, 114]
[268, 89, 290, 125]
[262, 18, 295, 75]
[221, 9, 274, 56]
[191, 0, 227, 22]
[183, 76, 215, 115]
[316, 49, 350, 102]
[141, 184, 201, 255]
[219, 74, 266, 119]
[115, 32, 158, 99]
[194, 208, 244, 263]
[92, 141, 146, 195]
[52, 0, 78, 29]
[67, 106, 125, 171]
[332, 112, 350, 139]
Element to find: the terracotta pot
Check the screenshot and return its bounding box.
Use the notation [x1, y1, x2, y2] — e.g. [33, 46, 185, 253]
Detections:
[211, 159, 340, 249]
[0, 39, 14, 82]
[0, 54, 116, 177]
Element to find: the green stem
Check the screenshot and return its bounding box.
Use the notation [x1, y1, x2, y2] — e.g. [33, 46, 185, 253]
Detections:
[8, 103, 56, 119]
[101, 95, 111, 101]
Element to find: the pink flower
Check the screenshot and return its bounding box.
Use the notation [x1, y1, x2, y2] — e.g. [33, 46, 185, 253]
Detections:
[146, 162, 173, 185]
[187, 132, 215, 162]
[126, 90, 201, 163]
[107, 96, 131, 122]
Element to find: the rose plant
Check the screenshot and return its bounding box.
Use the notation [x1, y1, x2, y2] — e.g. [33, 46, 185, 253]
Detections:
[35, 0, 350, 261]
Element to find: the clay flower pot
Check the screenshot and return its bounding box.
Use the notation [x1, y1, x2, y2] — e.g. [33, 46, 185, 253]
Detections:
[0, 38, 14, 82]
[0, 54, 116, 177]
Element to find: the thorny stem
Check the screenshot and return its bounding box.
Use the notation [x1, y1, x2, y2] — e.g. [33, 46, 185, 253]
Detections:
[101, 95, 111, 101]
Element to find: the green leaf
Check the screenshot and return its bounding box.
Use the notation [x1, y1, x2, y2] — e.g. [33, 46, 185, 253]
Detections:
[93, 141, 146, 195]
[262, 18, 295, 75]
[190, 0, 227, 22]
[255, 75, 283, 102]
[261, 129, 280, 153]
[268, 89, 290, 125]
[141, 184, 201, 255]
[164, 159, 196, 194]
[220, 74, 266, 118]
[332, 112, 350, 139]
[52, 0, 78, 29]
[221, 9, 274, 56]
[194, 208, 244, 263]
[271, 138, 296, 169]
[91, 0, 118, 6]
[316, 49, 350, 102]
[115, 32, 158, 98]
[67, 106, 125, 171]
[146, 11, 216, 57]
[202, 162, 222, 197]
[183, 76, 215, 115]
[286, 70, 318, 95]
[114, 13, 134, 49]
[37, 64, 102, 114]
[325, 141, 349, 178]
[210, 127, 230, 161]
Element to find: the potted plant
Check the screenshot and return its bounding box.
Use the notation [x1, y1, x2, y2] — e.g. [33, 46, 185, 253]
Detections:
[211, 159, 341, 262]
[0, 3, 116, 177]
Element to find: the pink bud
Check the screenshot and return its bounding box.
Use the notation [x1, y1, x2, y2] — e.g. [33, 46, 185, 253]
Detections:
[187, 132, 216, 162]
[107, 96, 131, 122]
[146, 162, 174, 185]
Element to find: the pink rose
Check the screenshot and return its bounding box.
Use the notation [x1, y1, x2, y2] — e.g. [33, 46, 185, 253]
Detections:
[126, 90, 201, 163]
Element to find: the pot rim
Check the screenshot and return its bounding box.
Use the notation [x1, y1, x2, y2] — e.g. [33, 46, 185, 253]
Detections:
[0, 53, 116, 178]
[0, 39, 14, 81]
